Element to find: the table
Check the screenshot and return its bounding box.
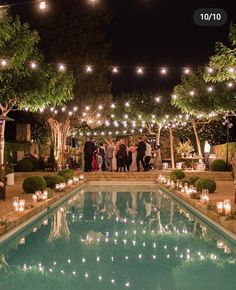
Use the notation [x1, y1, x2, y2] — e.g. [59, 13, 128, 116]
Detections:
[181, 156, 204, 170]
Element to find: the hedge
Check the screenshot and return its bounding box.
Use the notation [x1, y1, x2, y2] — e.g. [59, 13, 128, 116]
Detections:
[195, 177, 216, 193]
[44, 175, 65, 189]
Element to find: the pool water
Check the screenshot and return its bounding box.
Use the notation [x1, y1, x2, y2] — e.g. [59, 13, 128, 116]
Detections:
[0, 185, 236, 290]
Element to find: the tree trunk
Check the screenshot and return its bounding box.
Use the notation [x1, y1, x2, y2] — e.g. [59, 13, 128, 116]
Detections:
[0, 113, 6, 166]
[156, 125, 162, 145]
[169, 127, 175, 168]
[192, 119, 202, 156]
[47, 117, 70, 169]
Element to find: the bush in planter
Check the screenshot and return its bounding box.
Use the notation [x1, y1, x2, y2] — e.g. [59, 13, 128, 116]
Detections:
[6, 164, 14, 175]
[188, 176, 200, 186]
[23, 176, 46, 193]
[24, 154, 40, 170]
[58, 169, 75, 181]
[210, 159, 227, 171]
[15, 158, 33, 172]
[44, 175, 65, 189]
[195, 177, 216, 193]
[170, 169, 185, 181]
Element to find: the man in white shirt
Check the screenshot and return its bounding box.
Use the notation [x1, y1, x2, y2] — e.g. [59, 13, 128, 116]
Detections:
[204, 140, 211, 170]
[144, 141, 152, 171]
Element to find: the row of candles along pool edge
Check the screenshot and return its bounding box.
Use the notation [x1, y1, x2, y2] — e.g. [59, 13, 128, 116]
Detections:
[157, 175, 232, 216]
[12, 175, 85, 212]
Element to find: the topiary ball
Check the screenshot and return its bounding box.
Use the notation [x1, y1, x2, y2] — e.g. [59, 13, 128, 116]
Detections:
[58, 169, 75, 181]
[44, 175, 65, 189]
[170, 169, 185, 181]
[15, 158, 33, 172]
[23, 176, 46, 193]
[210, 159, 227, 171]
[195, 177, 216, 193]
[188, 176, 200, 185]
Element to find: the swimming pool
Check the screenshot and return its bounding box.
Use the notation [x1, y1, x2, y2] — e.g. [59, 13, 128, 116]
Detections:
[0, 184, 236, 290]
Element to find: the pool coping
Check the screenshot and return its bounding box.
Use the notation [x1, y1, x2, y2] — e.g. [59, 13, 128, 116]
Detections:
[157, 183, 236, 244]
[0, 182, 86, 245]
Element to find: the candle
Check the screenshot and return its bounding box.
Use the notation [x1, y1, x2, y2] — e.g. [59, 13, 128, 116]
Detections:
[55, 184, 60, 191]
[32, 194, 37, 203]
[42, 190, 48, 200]
[223, 199, 231, 215]
[18, 199, 25, 212]
[200, 189, 209, 204]
[79, 175, 84, 180]
[58, 164, 62, 170]
[216, 202, 224, 214]
[73, 176, 79, 183]
[67, 179, 73, 186]
[12, 197, 19, 211]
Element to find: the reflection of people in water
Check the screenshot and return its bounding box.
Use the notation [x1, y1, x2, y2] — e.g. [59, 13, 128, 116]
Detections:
[116, 192, 132, 220]
[83, 192, 94, 221]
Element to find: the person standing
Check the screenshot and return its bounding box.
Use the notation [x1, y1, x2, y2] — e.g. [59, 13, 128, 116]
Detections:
[129, 143, 137, 171]
[204, 140, 211, 170]
[144, 140, 152, 171]
[106, 141, 115, 171]
[117, 139, 128, 172]
[154, 145, 162, 170]
[136, 137, 146, 171]
[84, 137, 95, 172]
[98, 142, 106, 171]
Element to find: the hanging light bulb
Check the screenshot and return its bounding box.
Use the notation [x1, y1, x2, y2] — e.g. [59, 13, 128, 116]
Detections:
[39, 1, 47, 10]
[112, 67, 119, 73]
[58, 63, 66, 72]
[125, 102, 130, 107]
[136, 67, 144, 75]
[189, 90, 195, 96]
[160, 67, 167, 75]
[86, 65, 93, 73]
[227, 82, 234, 88]
[207, 67, 214, 74]
[207, 86, 214, 92]
[30, 61, 37, 69]
[183, 67, 191, 74]
[228, 67, 235, 73]
[172, 94, 177, 100]
[85, 106, 90, 111]
[155, 96, 160, 103]
[98, 104, 103, 110]
[0, 59, 7, 67]
[111, 103, 116, 108]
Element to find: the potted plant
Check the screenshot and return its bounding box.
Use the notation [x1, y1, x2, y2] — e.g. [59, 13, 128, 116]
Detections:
[6, 164, 14, 186]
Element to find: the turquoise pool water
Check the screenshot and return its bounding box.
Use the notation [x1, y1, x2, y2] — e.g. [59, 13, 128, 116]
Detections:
[0, 185, 236, 290]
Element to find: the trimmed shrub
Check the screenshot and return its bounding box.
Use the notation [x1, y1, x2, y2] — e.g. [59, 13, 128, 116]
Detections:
[58, 169, 75, 181]
[44, 175, 65, 189]
[170, 169, 185, 181]
[210, 159, 227, 171]
[25, 155, 40, 170]
[15, 158, 33, 172]
[188, 176, 200, 185]
[195, 177, 216, 193]
[23, 176, 46, 193]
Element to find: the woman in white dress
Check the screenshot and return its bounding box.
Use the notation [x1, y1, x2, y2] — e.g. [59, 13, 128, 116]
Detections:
[129, 143, 137, 172]
[112, 150, 117, 171]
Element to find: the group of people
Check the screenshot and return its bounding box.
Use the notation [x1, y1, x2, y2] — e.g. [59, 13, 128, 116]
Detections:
[83, 137, 162, 172]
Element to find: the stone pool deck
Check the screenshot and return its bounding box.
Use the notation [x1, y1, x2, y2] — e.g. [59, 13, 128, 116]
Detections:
[0, 170, 236, 238]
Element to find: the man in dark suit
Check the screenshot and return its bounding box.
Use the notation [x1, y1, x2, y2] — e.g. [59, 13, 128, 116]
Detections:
[84, 137, 95, 172]
[136, 137, 146, 171]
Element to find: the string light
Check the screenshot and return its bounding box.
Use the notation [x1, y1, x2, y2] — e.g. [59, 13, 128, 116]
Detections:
[58, 63, 66, 72]
[39, 1, 47, 11]
[183, 67, 191, 74]
[228, 67, 235, 73]
[207, 67, 214, 74]
[0, 59, 7, 67]
[207, 86, 214, 92]
[155, 96, 160, 103]
[136, 67, 144, 75]
[227, 82, 234, 88]
[112, 67, 119, 73]
[30, 61, 37, 69]
[160, 67, 167, 75]
[189, 90, 195, 96]
[86, 65, 93, 73]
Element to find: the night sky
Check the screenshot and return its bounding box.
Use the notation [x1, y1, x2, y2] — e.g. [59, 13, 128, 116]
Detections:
[8, 0, 236, 94]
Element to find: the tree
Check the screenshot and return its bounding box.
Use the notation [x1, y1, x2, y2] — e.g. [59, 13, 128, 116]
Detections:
[203, 24, 236, 115]
[0, 10, 74, 165]
[172, 70, 219, 156]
